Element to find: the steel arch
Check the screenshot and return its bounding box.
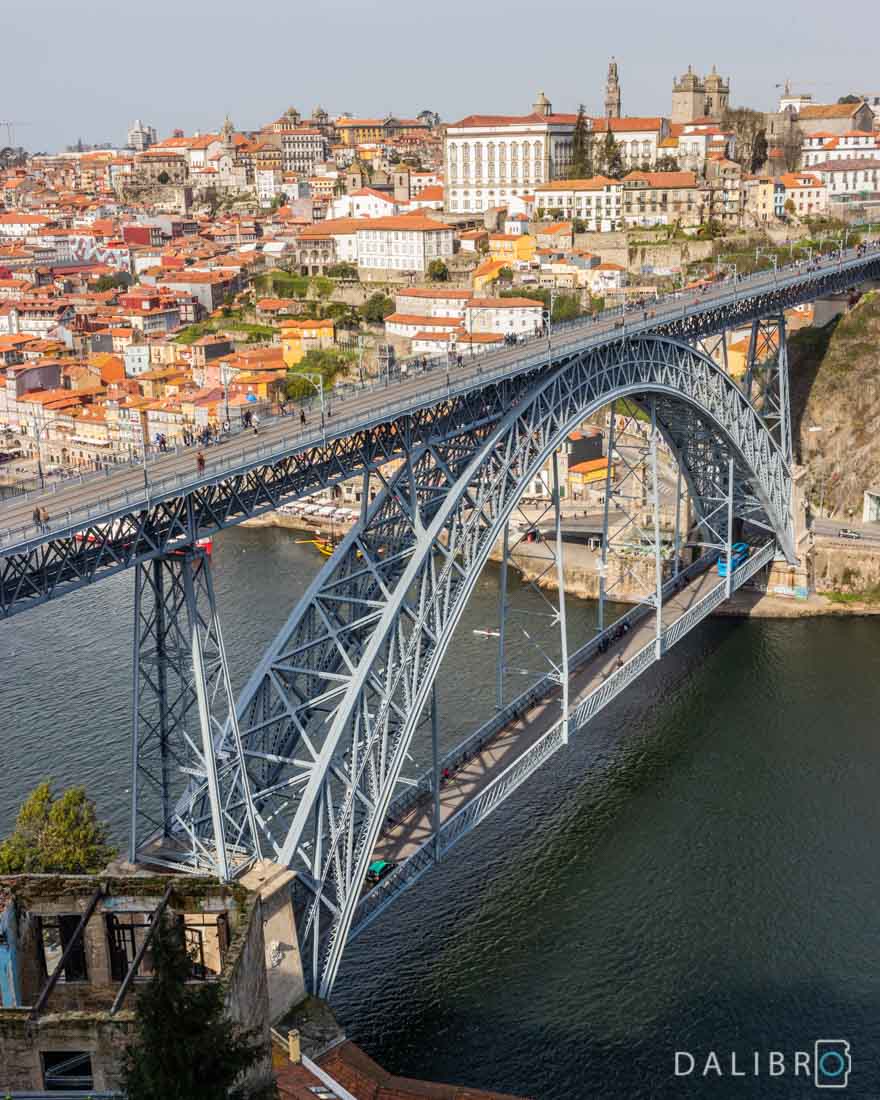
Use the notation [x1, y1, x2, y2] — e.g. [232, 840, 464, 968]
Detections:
[186, 335, 792, 995]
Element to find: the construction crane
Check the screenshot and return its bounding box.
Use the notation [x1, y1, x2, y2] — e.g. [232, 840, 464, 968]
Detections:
[0, 121, 31, 147]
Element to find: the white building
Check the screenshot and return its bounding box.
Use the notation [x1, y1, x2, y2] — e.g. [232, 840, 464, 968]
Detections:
[356, 214, 455, 274]
[327, 187, 400, 220]
[394, 288, 472, 320]
[445, 93, 579, 214]
[814, 159, 880, 200]
[280, 128, 329, 175]
[533, 177, 623, 229]
[127, 119, 157, 153]
[464, 297, 543, 336]
[802, 131, 880, 167]
[256, 168, 284, 206]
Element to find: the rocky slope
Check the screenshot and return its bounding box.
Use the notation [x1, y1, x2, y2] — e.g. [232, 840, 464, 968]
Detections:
[792, 289, 880, 518]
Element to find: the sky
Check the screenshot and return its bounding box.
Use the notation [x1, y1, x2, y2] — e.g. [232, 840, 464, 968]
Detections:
[2, 0, 878, 153]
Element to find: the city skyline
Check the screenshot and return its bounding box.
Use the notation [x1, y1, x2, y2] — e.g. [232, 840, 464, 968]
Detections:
[3, 0, 878, 153]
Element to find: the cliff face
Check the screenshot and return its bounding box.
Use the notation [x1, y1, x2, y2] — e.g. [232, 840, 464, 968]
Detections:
[791, 290, 880, 517]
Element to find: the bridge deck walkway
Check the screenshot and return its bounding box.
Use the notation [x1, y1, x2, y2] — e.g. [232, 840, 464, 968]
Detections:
[3, 247, 875, 552]
[370, 565, 720, 870]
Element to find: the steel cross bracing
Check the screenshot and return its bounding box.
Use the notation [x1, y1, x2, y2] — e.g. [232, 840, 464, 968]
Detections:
[1, 249, 877, 618]
[130, 548, 261, 880]
[189, 334, 793, 997]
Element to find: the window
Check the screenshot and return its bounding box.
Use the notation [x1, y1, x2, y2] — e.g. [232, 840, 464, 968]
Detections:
[41, 1051, 94, 1092]
[106, 912, 157, 982]
[38, 915, 88, 982]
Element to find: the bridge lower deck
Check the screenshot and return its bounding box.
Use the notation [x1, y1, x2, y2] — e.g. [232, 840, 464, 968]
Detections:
[370, 562, 724, 873]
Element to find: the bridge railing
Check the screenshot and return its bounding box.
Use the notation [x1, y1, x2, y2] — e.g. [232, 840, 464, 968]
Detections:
[384, 551, 716, 828]
[352, 544, 773, 939]
[3, 245, 877, 551]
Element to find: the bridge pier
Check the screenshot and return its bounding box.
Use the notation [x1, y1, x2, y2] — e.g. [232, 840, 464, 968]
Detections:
[130, 548, 261, 880]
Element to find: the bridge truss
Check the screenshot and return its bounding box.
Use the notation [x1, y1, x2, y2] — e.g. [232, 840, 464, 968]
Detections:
[127, 333, 793, 997]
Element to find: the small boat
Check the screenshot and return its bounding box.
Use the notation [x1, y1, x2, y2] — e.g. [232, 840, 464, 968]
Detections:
[296, 536, 335, 557]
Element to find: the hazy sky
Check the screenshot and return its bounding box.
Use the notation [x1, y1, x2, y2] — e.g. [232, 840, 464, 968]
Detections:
[3, 0, 878, 152]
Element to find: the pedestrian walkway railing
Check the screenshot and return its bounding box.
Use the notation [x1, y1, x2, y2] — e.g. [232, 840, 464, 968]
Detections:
[351, 543, 773, 937]
[2, 245, 877, 550]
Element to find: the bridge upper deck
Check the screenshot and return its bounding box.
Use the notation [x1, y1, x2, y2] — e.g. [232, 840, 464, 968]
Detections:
[1, 246, 877, 555]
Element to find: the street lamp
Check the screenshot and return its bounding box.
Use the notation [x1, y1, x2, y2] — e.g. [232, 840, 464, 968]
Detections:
[28, 410, 50, 489]
[293, 370, 326, 439]
[219, 362, 232, 427]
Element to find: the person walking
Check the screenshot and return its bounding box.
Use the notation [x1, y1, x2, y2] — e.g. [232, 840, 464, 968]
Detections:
[39, 506, 49, 532]
[196, 450, 206, 475]
[252, 413, 259, 435]
[300, 408, 306, 427]
[32, 505, 41, 532]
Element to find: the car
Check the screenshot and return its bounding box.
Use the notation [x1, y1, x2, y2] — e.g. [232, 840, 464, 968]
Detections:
[365, 858, 396, 886]
[838, 528, 862, 540]
[717, 542, 750, 576]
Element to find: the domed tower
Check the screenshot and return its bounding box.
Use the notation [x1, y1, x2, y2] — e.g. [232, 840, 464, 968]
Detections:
[704, 65, 730, 120]
[671, 65, 705, 124]
[532, 90, 552, 117]
[605, 58, 621, 119]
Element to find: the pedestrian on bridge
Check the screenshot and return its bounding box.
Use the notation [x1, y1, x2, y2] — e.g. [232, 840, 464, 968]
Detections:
[252, 413, 260, 436]
[300, 408, 306, 427]
[196, 450, 206, 476]
[39, 506, 49, 532]
[32, 505, 41, 532]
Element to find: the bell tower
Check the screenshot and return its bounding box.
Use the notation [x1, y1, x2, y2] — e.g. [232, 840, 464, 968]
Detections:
[605, 58, 621, 119]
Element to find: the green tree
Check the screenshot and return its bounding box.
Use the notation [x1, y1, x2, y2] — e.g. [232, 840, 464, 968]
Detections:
[552, 294, 581, 322]
[497, 266, 514, 282]
[598, 131, 624, 178]
[0, 782, 114, 874]
[157, 171, 170, 185]
[655, 155, 681, 172]
[326, 262, 358, 280]
[427, 259, 448, 281]
[838, 94, 862, 104]
[569, 104, 593, 179]
[121, 915, 266, 1100]
[360, 292, 395, 324]
[310, 275, 335, 300]
[92, 272, 131, 292]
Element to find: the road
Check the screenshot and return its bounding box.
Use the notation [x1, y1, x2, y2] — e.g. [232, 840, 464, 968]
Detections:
[1, 244, 877, 549]
[813, 517, 880, 545]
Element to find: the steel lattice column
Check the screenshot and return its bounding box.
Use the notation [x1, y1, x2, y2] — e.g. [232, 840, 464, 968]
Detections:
[130, 548, 261, 880]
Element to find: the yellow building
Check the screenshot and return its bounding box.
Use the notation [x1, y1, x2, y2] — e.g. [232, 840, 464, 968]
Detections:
[281, 318, 335, 367]
[487, 233, 536, 264]
[472, 258, 508, 293]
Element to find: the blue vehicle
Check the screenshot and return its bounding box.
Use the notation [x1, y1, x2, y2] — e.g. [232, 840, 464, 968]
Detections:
[718, 542, 749, 576]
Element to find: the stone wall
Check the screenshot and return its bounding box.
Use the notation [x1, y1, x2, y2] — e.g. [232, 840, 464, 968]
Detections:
[811, 543, 880, 594]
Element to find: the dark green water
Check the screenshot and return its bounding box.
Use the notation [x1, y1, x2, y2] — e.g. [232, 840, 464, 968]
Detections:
[2, 526, 879, 1097]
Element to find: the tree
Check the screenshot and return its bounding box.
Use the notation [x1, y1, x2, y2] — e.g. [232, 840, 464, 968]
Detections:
[552, 294, 581, 323]
[157, 171, 170, 185]
[655, 155, 681, 173]
[838, 94, 862, 104]
[310, 275, 335, 300]
[784, 198, 796, 216]
[751, 129, 769, 174]
[0, 782, 114, 874]
[326, 262, 358, 280]
[360, 292, 394, 324]
[498, 266, 514, 282]
[93, 272, 131, 292]
[721, 106, 768, 172]
[121, 915, 266, 1100]
[597, 131, 624, 178]
[427, 259, 448, 281]
[569, 104, 593, 179]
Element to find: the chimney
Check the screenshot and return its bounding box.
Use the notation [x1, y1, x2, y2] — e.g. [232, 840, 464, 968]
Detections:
[287, 1028, 301, 1064]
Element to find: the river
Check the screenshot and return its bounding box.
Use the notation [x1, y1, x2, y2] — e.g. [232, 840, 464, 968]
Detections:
[2, 525, 879, 1098]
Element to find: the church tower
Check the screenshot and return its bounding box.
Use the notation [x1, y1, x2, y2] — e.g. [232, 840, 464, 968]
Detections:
[605, 58, 621, 119]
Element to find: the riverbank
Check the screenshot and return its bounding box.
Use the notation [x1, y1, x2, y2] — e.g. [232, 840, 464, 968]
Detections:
[243, 510, 880, 619]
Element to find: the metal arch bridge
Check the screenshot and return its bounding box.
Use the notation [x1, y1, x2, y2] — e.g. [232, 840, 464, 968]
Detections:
[2, 247, 879, 1001]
